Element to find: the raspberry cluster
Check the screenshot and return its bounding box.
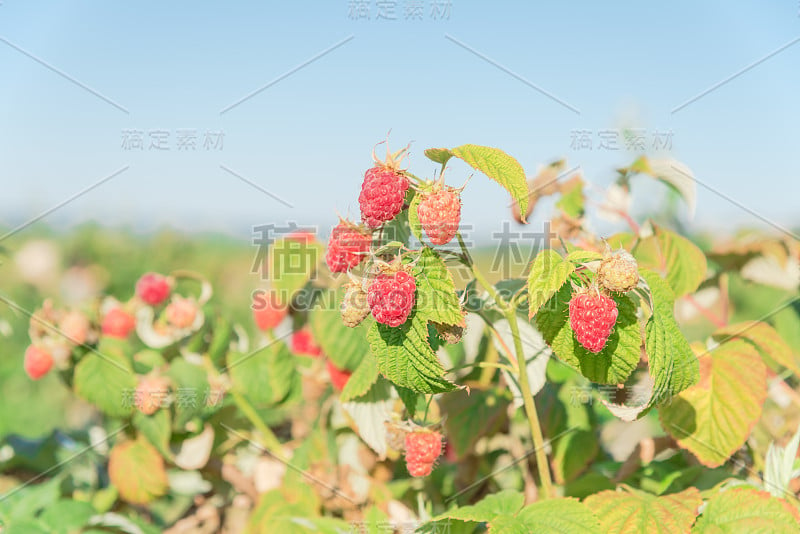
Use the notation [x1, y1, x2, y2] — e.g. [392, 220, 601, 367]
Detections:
[405, 430, 443, 477]
[417, 185, 462, 245]
[568, 289, 618, 353]
[367, 269, 417, 327]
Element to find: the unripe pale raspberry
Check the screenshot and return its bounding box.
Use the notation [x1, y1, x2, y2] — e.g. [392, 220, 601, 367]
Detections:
[568, 289, 618, 353]
[102, 308, 136, 339]
[367, 269, 416, 327]
[597, 251, 639, 293]
[135, 376, 170, 415]
[359, 166, 410, 228]
[24, 345, 53, 380]
[291, 328, 323, 357]
[326, 360, 352, 391]
[417, 186, 461, 245]
[340, 280, 370, 328]
[325, 221, 372, 273]
[405, 430, 443, 477]
[165, 297, 198, 329]
[136, 272, 171, 306]
[252, 291, 287, 331]
[59, 310, 90, 345]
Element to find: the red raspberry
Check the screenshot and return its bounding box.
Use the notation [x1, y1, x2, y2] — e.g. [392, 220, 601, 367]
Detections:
[135, 376, 170, 415]
[24, 345, 53, 380]
[417, 185, 462, 245]
[405, 430, 443, 477]
[359, 166, 410, 228]
[367, 269, 416, 327]
[136, 273, 171, 306]
[102, 308, 136, 339]
[252, 291, 287, 331]
[568, 289, 618, 353]
[326, 360, 352, 391]
[165, 297, 198, 329]
[325, 220, 372, 273]
[291, 328, 323, 357]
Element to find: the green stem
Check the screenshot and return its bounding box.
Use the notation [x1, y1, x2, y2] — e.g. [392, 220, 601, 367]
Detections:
[230, 390, 283, 454]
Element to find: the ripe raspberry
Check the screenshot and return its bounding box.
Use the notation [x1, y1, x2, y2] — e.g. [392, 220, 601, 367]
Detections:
[252, 291, 287, 331]
[597, 250, 639, 293]
[165, 297, 198, 329]
[359, 166, 410, 228]
[405, 430, 443, 478]
[102, 308, 136, 339]
[325, 221, 372, 273]
[367, 269, 416, 327]
[135, 376, 170, 415]
[136, 272, 171, 306]
[24, 345, 53, 380]
[326, 360, 352, 391]
[291, 328, 323, 357]
[568, 289, 618, 353]
[417, 185, 461, 245]
[340, 280, 369, 328]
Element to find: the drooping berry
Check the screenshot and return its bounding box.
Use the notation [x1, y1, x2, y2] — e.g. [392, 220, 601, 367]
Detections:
[568, 289, 618, 353]
[325, 220, 372, 273]
[367, 268, 416, 327]
[136, 273, 171, 306]
[359, 167, 410, 228]
[24, 345, 53, 380]
[404, 430, 443, 478]
[135, 376, 170, 415]
[597, 250, 639, 293]
[291, 328, 323, 357]
[102, 308, 136, 339]
[326, 360, 352, 391]
[252, 291, 287, 331]
[417, 185, 462, 245]
[340, 280, 370, 328]
[165, 297, 198, 329]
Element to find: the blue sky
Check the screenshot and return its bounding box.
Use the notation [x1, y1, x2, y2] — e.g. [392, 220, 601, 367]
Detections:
[1, 1, 798, 243]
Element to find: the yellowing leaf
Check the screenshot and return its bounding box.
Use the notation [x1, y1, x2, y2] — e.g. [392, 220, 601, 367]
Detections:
[692, 488, 800, 533]
[713, 321, 799, 377]
[633, 224, 706, 297]
[108, 438, 168, 505]
[660, 340, 767, 467]
[584, 486, 702, 534]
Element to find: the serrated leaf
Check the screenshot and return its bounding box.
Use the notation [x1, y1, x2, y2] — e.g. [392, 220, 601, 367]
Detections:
[310, 287, 371, 371]
[424, 147, 455, 166]
[513, 498, 600, 533]
[440, 388, 511, 458]
[692, 488, 799, 533]
[660, 339, 767, 467]
[367, 312, 456, 393]
[166, 357, 211, 429]
[228, 342, 296, 407]
[73, 340, 136, 417]
[340, 351, 380, 401]
[341, 378, 394, 458]
[407, 192, 424, 241]
[432, 490, 524, 522]
[450, 144, 529, 222]
[39, 499, 96, 533]
[132, 409, 172, 459]
[412, 247, 464, 326]
[382, 199, 413, 246]
[633, 224, 706, 297]
[528, 249, 575, 318]
[712, 321, 799, 377]
[536, 286, 641, 384]
[566, 249, 604, 264]
[108, 438, 168, 505]
[584, 486, 702, 534]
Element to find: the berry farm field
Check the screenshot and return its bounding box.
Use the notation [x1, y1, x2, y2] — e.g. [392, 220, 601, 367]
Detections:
[1, 143, 799, 533]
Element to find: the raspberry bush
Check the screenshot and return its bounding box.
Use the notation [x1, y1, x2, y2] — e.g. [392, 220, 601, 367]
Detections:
[3, 142, 800, 533]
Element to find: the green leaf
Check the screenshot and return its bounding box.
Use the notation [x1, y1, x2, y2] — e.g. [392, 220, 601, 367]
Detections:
[367, 312, 456, 393]
[394, 384, 421, 418]
[166, 357, 211, 429]
[566, 249, 604, 264]
[584, 486, 702, 533]
[407, 192, 424, 241]
[73, 340, 136, 417]
[633, 224, 706, 297]
[132, 409, 172, 459]
[424, 147, 455, 166]
[528, 249, 575, 318]
[631, 156, 697, 217]
[228, 342, 296, 407]
[39, 499, 96, 534]
[412, 247, 464, 326]
[537, 286, 641, 384]
[208, 315, 233, 366]
[310, 287, 371, 371]
[712, 321, 799, 377]
[513, 498, 600, 533]
[267, 234, 323, 305]
[660, 339, 767, 467]
[108, 438, 168, 505]
[692, 488, 799, 533]
[432, 490, 525, 522]
[556, 177, 585, 218]
[340, 351, 380, 402]
[440, 388, 511, 458]
[450, 144, 529, 221]
[382, 200, 413, 246]
[246, 489, 350, 534]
